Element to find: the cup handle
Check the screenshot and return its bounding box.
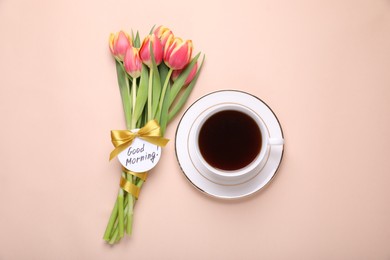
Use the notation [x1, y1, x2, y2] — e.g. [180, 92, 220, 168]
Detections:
[268, 138, 284, 145]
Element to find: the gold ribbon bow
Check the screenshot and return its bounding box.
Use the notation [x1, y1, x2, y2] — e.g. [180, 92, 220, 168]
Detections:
[109, 120, 169, 161]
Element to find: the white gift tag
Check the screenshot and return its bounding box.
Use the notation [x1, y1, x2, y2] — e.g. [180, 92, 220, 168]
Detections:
[117, 137, 162, 172]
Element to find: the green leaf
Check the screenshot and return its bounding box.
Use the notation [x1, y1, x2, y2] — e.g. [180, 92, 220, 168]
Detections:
[116, 60, 132, 129]
[149, 25, 156, 34]
[137, 106, 147, 128]
[168, 53, 200, 107]
[133, 64, 149, 124]
[159, 81, 171, 136]
[115, 60, 128, 89]
[150, 43, 161, 120]
[168, 55, 205, 122]
[155, 67, 172, 125]
[115, 58, 133, 83]
[158, 62, 169, 88]
[134, 31, 141, 48]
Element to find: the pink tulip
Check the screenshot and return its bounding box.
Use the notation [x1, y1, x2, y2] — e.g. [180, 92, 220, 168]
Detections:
[124, 47, 142, 78]
[164, 37, 193, 70]
[172, 62, 198, 86]
[153, 26, 174, 47]
[139, 34, 163, 67]
[109, 31, 132, 61]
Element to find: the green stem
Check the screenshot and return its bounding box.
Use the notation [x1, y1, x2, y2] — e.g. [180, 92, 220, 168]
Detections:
[116, 61, 132, 130]
[124, 173, 145, 235]
[119, 78, 131, 239]
[117, 176, 125, 238]
[126, 180, 136, 235]
[137, 179, 144, 188]
[103, 200, 118, 241]
[126, 78, 138, 236]
[107, 194, 129, 244]
[109, 228, 119, 244]
[156, 68, 173, 122]
[131, 78, 137, 128]
[147, 68, 154, 121]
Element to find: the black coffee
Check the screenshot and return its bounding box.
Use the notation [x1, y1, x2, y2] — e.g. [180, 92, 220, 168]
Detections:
[198, 110, 262, 171]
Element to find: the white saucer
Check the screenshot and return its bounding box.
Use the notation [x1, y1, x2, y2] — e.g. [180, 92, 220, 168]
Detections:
[175, 90, 284, 199]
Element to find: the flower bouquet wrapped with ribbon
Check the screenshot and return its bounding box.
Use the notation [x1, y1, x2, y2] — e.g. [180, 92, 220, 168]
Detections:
[103, 26, 204, 244]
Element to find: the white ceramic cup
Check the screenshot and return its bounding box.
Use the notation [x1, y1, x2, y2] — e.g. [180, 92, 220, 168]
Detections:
[188, 103, 284, 185]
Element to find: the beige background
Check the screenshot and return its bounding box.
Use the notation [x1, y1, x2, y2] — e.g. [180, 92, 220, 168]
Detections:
[1, 0, 389, 259]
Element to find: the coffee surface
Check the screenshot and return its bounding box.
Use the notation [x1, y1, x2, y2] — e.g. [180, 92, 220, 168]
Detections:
[198, 110, 262, 171]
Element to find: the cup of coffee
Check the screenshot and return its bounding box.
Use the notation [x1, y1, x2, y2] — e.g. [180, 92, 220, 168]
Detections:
[188, 103, 284, 185]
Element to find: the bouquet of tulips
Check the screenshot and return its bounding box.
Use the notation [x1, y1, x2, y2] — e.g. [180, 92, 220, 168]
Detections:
[103, 26, 204, 244]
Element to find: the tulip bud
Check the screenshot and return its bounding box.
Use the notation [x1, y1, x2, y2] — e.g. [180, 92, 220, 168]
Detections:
[154, 26, 174, 47]
[164, 38, 193, 70]
[139, 34, 163, 67]
[109, 31, 132, 61]
[172, 62, 198, 86]
[124, 47, 142, 78]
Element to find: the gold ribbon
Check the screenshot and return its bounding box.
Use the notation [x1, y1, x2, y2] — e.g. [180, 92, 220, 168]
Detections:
[109, 120, 169, 161]
[120, 176, 141, 198]
[122, 167, 148, 181]
[120, 169, 148, 198]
